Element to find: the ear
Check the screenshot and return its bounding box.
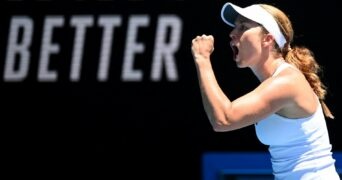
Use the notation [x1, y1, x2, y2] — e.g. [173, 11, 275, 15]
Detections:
[262, 33, 275, 48]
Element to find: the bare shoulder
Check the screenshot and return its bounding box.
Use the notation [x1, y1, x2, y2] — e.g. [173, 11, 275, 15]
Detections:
[271, 65, 306, 92]
[251, 66, 308, 110]
[265, 65, 318, 117]
[255, 67, 302, 100]
[272, 65, 312, 95]
[227, 64, 316, 126]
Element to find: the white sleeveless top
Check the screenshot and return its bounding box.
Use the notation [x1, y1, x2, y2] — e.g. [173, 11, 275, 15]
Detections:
[255, 62, 339, 179]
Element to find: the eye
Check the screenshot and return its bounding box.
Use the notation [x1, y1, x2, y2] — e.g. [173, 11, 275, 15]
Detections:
[237, 24, 248, 32]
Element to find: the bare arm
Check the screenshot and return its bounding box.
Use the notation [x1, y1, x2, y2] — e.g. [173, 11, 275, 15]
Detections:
[191, 35, 295, 132]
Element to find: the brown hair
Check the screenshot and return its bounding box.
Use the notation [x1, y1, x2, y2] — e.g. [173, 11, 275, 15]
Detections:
[260, 4, 334, 119]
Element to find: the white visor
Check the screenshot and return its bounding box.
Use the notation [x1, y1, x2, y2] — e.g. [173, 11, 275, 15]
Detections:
[221, 2, 286, 49]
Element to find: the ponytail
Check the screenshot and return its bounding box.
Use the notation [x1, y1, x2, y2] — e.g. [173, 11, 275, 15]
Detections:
[283, 46, 334, 119]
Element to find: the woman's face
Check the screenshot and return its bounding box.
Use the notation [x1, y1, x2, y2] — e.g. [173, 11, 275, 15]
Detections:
[229, 15, 265, 68]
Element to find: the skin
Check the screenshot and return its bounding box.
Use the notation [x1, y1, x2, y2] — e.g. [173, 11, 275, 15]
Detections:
[191, 16, 318, 132]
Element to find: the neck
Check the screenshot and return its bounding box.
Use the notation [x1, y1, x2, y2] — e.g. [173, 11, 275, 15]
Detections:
[252, 57, 285, 82]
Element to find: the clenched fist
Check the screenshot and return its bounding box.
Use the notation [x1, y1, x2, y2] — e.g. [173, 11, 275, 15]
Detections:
[191, 34, 214, 61]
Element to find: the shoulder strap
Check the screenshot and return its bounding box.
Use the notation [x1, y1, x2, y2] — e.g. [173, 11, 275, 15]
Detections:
[272, 62, 293, 77]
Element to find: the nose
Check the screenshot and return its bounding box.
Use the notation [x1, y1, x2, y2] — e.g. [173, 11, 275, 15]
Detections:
[229, 28, 237, 40]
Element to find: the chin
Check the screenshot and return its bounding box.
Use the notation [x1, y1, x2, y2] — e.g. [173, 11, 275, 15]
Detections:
[236, 63, 244, 68]
[235, 60, 244, 68]
[234, 58, 249, 68]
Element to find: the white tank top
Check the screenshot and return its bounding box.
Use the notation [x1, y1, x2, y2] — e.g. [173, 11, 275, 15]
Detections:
[255, 62, 339, 179]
